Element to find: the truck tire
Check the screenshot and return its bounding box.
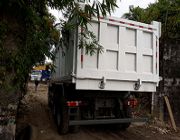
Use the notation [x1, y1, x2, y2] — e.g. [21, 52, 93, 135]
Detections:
[52, 101, 57, 123]
[56, 97, 69, 134]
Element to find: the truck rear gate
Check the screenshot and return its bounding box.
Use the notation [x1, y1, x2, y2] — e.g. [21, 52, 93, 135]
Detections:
[53, 17, 161, 92]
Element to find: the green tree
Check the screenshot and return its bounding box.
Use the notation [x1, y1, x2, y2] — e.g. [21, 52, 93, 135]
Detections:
[123, 6, 146, 22]
[0, 0, 117, 106]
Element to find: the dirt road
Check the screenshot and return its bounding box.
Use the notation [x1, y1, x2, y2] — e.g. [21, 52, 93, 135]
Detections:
[16, 83, 180, 140]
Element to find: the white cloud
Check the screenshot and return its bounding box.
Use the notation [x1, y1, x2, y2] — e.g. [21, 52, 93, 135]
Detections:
[112, 0, 157, 17]
[48, 7, 62, 23]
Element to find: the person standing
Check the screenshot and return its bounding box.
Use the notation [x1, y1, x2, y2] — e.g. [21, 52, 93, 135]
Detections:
[34, 79, 39, 91]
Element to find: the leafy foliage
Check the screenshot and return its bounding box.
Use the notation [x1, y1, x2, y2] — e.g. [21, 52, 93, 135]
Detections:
[123, 0, 180, 40]
[54, 0, 117, 55]
[79, 27, 103, 55]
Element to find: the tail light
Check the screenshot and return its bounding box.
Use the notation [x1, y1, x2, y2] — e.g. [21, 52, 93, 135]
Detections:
[67, 101, 81, 107]
[126, 98, 138, 108]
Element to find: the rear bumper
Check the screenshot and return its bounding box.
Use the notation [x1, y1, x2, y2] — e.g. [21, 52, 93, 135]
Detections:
[69, 118, 148, 126]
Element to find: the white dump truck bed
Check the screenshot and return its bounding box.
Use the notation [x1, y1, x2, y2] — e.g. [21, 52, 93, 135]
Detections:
[52, 16, 161, 92]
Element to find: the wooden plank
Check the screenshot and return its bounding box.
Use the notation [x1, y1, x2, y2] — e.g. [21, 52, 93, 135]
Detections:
[164, 96, 177, 132]
[159, 95, 164, 122]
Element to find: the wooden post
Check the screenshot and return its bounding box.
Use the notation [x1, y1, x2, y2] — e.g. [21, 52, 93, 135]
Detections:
[159, 93, 164, 122]
[164, 95, 177, 132]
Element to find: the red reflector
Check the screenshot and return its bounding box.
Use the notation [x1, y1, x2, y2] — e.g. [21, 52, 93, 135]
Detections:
[67, 101, 81, 107]
[109, 19, 116, 22]
[129, 23, 135, 26]
[81, 54, 83, 62]
[119, 21, 125, 24]
[148, 27, 153, 30]
[127, 99, 138, 108]
[108, 23, 116, 26]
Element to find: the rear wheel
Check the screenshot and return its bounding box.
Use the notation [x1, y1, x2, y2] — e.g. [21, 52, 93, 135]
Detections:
[56, 97, 69, 134]
[52, 102, 57, 123]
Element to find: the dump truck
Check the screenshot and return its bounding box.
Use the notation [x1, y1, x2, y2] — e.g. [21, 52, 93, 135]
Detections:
[48, 16, 161, 134]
